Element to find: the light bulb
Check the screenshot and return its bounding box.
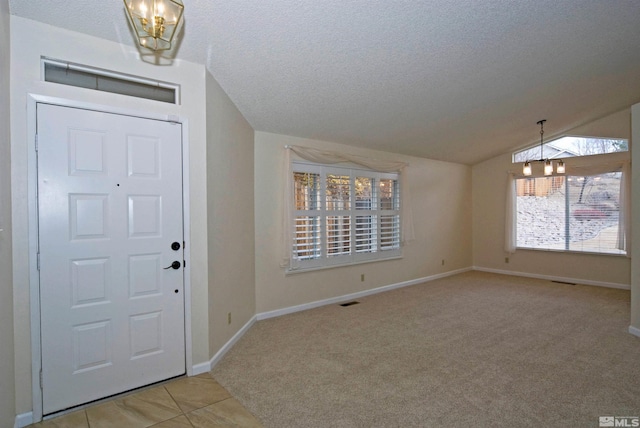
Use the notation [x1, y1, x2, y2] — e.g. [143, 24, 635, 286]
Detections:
[544, 160, 553, 176]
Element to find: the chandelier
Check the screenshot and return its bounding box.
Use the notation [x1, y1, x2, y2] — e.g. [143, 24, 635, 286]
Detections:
[523, 119, 566, 176]
[123, 0, 184, 51]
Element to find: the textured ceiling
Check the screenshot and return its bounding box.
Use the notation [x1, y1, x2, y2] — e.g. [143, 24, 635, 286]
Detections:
[9, 0, 640, 164]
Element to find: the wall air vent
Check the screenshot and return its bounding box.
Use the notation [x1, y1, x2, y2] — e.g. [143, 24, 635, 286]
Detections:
[42, 58, 179, 104]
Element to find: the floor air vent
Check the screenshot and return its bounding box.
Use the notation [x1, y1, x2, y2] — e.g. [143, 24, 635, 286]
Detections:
[340, 301, 360, 307]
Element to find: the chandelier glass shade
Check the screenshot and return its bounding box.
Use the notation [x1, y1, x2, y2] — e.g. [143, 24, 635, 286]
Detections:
[522, 119, 566, 176]
[124, 0, 184, 51]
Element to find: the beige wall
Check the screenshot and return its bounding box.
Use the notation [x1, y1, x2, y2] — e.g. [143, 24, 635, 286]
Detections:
[472, 109, 632, 286]
[631, 103, 640, 329]
[0, 1, 16, 427]
[10, 17, 210, 415]
[205, 71, 256, 355]
[254, 132, 472, 314]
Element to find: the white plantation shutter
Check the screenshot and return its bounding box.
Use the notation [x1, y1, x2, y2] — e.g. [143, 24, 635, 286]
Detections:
[379, 178, 400, 251]
[293, 168, 322, 267]
[290, 161, 401, 271]
[294, 216, 321, 260]
[380, 215, 401, 250]
[326, 172, 351, 257]
[355, 176, 377, 254]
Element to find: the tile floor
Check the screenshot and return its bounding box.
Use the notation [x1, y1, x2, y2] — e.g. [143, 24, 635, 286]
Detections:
[29, 373, 263, 428]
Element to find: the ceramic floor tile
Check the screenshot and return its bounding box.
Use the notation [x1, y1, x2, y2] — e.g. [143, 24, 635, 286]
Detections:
[149, 415, 194, 428]
[164, 377, 231, 413]
[195, 372, 214, 379]
[186, 398, 263, 428]
[86, 386, 182, 428]
[29, 410, 89, 428]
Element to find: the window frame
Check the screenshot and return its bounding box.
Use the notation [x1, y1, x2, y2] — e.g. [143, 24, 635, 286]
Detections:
[291, 161, 402, 271]
[512, 135, 628, 163]
[508, 150, 630, 257]
[514, 172, 625, 255]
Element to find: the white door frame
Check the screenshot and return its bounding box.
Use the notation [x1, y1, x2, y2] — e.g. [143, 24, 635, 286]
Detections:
[26, 94, 193, 423]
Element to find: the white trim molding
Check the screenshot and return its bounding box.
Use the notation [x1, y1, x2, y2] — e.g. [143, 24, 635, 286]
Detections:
[193, 315, 258, 375]
[472, 266, 630, 290]
[14, 412, 33, 428]
[629, 326, 640, 338]
[258, 267, 472, 321]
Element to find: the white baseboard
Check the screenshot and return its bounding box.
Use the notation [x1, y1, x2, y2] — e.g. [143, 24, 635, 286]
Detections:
[191, 361, 212, 376]
[472, 266, 630, 290]
[14, 412, 32, 428]
[629, 326, 640, 338]
[257, 267, 472, 321]
[192, 315, 258, 374]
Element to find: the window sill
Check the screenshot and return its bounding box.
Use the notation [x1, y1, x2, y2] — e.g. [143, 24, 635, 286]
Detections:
[285, 254, 403, 275]
[515, 247, 627, 257]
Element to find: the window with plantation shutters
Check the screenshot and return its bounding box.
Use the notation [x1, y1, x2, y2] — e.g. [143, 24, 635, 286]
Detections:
[515, 172, 624, 254]
[293, 162, 401, 269]
[293, 170, 321, 260]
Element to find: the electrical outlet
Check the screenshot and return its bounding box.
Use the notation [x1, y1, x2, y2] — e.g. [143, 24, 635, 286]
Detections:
[227, 312, 231, 325]
[361, 274, 365, 282]
[505, 257, 509, 263]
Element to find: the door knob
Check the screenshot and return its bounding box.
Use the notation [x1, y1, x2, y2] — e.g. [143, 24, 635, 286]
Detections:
[164, 261, 181, 270]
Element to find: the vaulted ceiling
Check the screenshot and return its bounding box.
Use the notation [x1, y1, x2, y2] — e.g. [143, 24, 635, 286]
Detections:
[8, 1, 640, 164]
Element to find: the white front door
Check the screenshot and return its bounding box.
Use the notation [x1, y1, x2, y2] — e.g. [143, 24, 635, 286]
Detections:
[37, 104, 186, 415]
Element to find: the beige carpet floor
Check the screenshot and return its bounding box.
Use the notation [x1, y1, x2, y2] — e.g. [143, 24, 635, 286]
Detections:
[211, 271, 640, 427]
